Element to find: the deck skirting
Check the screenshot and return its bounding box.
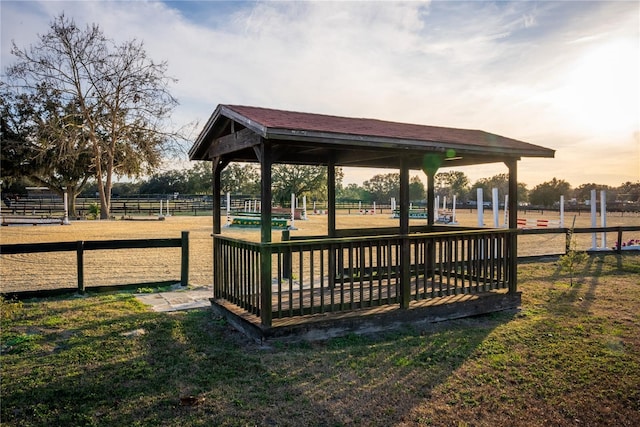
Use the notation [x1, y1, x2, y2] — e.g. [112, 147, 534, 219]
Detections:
[210, 291, 521, 342]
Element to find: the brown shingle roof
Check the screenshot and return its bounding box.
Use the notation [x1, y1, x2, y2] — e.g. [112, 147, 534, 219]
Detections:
[189, 104, 554, 165]
[222, 105, 549, 153]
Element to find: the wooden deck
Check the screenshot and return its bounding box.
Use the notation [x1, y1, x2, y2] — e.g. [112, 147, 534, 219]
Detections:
[271, 272, 503, 317]
[210, 282, 519, 342]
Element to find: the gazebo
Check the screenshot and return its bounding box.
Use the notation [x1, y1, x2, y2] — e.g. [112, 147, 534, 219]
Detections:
[189, 105, 554, 340]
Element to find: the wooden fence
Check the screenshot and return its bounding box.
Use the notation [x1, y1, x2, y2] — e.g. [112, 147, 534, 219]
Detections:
[2, 225, 638, 302]
[2, 197, 214, 218]
[520, 225, 640, 255]
[1, 232, 189, 296]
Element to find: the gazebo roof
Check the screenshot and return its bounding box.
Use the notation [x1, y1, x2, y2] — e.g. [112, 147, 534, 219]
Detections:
[189, 104, 554, 168]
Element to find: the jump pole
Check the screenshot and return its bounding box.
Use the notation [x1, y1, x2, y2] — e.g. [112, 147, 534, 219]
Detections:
[492, 188, 499, 228]
[452, 195, 457, 224]
[560, 195, 565, 228]
[373, 201, 376, 214]
[159, 200, 164, 218]
[358, 201, 362, 214]
[303, 196, 307, 220]
[63, 191, 70, 225]
[503, 195, 509, 228]
[290, 193, 297, 230]
[477, 188, 484, 227]
[225, 192, 231, 226]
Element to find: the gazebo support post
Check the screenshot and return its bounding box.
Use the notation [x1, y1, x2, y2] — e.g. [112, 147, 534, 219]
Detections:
[212, 158, 223, 235]
[426, 170, 435, 228]
[327, 158, 337, 238]
[327, 158, 337, 289]
[259, 140, 273, 327]
[399, 157, 411, 308]
[212, 158, 224, 299]
[506, 158, 518, 293]
[426, 169, 436, 280]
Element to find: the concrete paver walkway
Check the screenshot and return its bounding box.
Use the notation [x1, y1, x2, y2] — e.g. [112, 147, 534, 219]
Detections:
[135, 285, 213, 312]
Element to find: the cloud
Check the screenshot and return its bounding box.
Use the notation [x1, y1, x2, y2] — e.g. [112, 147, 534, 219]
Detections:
[1, 0, 638, 186]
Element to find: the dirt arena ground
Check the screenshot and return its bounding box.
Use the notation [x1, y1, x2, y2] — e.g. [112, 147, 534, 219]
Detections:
[1, 210, 639, 293]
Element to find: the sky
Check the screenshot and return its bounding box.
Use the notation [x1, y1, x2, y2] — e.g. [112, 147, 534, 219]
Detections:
[1, 0, 639, 189]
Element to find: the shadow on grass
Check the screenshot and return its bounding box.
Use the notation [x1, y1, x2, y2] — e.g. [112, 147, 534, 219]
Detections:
[1, 292, 514, 426]
[3, 253, 639, 426]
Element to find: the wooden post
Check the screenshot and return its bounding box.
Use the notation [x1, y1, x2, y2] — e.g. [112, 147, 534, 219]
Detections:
[506, 158, 518, 293]
[76, 240, 85, 293]
[327, 158, 336, 238]
[259, 140, 273, 327]
[399, 157, 410, 309]
[616, 228, 623, 254]
[181, 231, 189, 287]
[426, 170, 435, 228]
[426, 169, 436, 285]
[328, 158, 337, 289]
[212, 159, 223, 235]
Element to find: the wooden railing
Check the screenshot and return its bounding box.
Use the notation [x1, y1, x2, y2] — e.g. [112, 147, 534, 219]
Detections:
[213, 229, 515, 326]
[1, 232, 189, 295]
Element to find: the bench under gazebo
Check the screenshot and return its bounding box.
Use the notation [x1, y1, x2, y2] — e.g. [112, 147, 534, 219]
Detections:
[189, 105, 554, 341]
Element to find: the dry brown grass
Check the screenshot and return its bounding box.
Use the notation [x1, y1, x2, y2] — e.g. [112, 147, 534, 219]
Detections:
[1, 210, 639, 293]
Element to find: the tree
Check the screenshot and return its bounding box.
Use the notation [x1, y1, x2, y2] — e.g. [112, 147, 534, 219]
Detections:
[5, 14, 179, 218]
[0, 84, 93, 216]
[139, 170, 189, 195]
[616, 181, 640, 203]
[221, 163, 259, 196]
[409, 176, 425, 201]
[572, 183, 613, 204]
[272, 165, 330, 206]
[435, 171, 470, 202]
[363, 173, 399, 203]
[529, 178, 571, 208]
[361, 172, 425, 203]
[337, 183, 369, 202]
[558, 218, 588, 286]
[471, 173, 528, 205]
[186, 161, 213, 195]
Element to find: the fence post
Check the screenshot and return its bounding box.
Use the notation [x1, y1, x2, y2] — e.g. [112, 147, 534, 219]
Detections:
[616, 228, 623, 254]
[181, 231, 189, 287]
[77, 241, 85, 293]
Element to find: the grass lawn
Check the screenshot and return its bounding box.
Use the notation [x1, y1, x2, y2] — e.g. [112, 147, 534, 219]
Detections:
[1, 254, 639, 426]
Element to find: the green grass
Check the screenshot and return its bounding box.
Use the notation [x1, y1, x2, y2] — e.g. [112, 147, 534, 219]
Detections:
[2, 255, 639, 426]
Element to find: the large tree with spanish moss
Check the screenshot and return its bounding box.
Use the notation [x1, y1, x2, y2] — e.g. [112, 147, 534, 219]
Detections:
[3, 14, 179, 218]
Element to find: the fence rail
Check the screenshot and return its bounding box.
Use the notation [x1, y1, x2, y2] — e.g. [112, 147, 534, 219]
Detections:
[519, 225, 640, 254]
[1, 232, 189, 294]
[2, 197, 214, 218]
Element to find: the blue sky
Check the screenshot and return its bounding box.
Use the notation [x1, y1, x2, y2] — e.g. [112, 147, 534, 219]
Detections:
[1, 0, 638, 187]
